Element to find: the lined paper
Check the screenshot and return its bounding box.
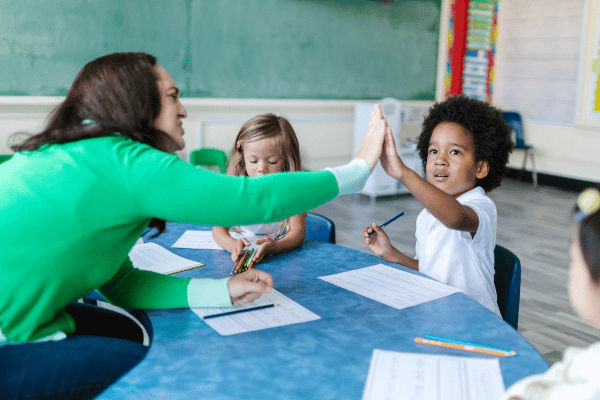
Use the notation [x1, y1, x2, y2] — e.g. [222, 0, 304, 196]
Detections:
[192, 289, 319, 336]
[319, 264, 461, 311]
[362, 349, 505, 400]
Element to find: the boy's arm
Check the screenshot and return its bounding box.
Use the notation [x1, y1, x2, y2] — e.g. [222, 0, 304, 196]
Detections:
[361, 224, 419, 271]
[380, 129, 480, 233]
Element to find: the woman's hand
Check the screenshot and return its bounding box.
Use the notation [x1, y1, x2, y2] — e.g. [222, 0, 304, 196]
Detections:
[354, 104, 389, 172]
[361, 223, 394, 258]
[227, 269, 273, 303]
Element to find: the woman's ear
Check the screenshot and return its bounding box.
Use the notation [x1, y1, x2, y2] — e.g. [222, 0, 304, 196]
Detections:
[476, 160, 489, 179]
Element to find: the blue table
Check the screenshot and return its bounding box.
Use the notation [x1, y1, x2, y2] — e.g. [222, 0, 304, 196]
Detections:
[99, 222, 548, 399]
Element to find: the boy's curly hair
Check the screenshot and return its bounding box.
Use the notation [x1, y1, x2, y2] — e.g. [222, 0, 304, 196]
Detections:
[416, 95, 513, 192]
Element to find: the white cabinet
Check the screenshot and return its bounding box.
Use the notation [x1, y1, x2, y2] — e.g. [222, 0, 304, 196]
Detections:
[353, 98, 427, 198]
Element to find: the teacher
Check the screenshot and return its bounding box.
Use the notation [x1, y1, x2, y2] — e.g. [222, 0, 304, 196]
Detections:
[0, 52, 389, 399]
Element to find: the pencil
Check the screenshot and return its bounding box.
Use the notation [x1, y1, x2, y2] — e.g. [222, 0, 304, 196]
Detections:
[415, 337, 516, 357]
[423, 335, 515, 354]
[202, 303, 277, 320]
[367, 212, 405, 237]
[231, 250, 250, 275]
[166, 263, 204, 275]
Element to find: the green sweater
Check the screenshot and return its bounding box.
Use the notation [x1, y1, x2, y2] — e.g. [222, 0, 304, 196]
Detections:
[0, 136, 341, 343]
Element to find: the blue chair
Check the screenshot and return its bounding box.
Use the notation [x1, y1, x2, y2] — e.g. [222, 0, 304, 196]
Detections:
[501, 111, 537, 188]
[494, 245, 521, 330]
[305, 212, 335, 244]
[190, 148, 228, 173]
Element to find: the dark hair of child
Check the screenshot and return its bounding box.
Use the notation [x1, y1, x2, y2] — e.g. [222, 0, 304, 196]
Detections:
[416, 95, 513, 192]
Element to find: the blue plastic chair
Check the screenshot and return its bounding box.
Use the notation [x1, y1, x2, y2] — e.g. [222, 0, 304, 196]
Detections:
[189, 148, 228, 173]
[501, 111, 537, 188]
[494, 245, 521, 330]
[305, 212, 336, 244]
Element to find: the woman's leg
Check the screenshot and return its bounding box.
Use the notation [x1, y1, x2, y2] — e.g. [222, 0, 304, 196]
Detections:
[0, 336, 148, 400]
[0, 301, 152, 400]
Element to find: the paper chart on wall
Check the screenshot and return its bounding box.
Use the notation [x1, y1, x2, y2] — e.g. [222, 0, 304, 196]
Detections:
[362, 349, 505, 400]
[319, 263, 462, 311]
[192, 289, 320, 336]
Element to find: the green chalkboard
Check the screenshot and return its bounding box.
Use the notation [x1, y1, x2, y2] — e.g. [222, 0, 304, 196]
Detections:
[0, 0, 441, 99]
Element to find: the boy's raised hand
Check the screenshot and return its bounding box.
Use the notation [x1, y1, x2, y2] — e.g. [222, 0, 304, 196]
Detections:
[361, 223, 393, 258]
[379, 125, 407, 181]
[354, 104, 389, 172]
[227, 269, 273, 303]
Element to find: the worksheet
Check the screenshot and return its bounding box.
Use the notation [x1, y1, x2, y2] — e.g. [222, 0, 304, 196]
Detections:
[362, 349, 505, 400]
[172, 230, 223, 250]
[319, 264, 461, 310]
[192, 289, 320, 336]
[129, 242, 203, 274]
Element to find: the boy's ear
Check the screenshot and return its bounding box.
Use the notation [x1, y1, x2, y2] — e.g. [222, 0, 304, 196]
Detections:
[476, 160, 489, 179]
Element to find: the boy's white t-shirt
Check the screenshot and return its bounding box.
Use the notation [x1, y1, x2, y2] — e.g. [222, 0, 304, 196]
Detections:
[414, 186, 501, 316]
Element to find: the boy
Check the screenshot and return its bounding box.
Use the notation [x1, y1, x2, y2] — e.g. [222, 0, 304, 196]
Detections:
[362, 95, 513, 315]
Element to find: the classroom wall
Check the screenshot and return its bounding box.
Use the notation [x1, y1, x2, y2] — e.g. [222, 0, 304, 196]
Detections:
[0, 98, 430, 171]
[494, 0, 600, 182]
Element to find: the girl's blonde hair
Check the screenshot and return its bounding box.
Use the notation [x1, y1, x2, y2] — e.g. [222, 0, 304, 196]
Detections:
[228, 113, 302, 238]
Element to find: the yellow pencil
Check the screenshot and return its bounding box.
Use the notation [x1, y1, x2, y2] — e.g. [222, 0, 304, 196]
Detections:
[415, 337, 516, 357]
[166, 263, 204, 275]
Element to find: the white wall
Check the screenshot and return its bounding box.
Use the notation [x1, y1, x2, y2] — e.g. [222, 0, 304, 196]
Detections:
[494, 0, 600, 182]
[0, 97, 430, 172]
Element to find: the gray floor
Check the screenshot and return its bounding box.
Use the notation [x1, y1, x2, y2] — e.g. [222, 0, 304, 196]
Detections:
[311, 178, 600, 365]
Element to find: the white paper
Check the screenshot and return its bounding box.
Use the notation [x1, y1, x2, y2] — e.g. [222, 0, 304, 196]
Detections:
[129, 242, 202, 274]
[319, 264, 461, 311]
[172, 230, 223, 250]
[362, 349, 505, 400]
[192, 289, 320, 336]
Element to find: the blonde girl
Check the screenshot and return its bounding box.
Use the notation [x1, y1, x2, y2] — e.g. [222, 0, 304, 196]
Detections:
[212, 114, 306, 267]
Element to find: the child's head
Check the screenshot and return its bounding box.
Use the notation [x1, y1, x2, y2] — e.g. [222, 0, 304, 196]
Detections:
[570, 187, 600, 327]
[416, 95, 512, 196]
[228, 113, 301, 177]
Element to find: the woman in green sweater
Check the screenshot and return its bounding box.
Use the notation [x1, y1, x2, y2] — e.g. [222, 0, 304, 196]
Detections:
[0, 52, 388, 399]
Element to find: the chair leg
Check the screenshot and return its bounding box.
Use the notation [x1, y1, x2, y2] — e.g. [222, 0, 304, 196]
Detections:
[529, 150, 538, 188]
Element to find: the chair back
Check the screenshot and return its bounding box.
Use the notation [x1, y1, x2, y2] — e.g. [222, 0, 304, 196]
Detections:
[189, 148, 227, 173]
[501, 111, 528, 149]
[0, 155, 12, 164]
[305, 212, 335, 244]
[494, 245, 521, 330]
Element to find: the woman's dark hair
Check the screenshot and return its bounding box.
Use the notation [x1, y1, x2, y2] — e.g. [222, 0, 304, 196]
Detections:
[416, 95, 513, 192]
[574, 187, 600, 283]
[11, 52, 177, 236]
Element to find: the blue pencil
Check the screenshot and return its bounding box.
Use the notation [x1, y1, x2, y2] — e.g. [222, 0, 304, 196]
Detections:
[202, 304, 277, 320]
[367, 212, 405, 237]
[423, 335, 514, 354]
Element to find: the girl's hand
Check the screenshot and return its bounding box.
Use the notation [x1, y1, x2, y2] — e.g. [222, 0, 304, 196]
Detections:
[231, 238, 251, 262]
[379, 125, 407, 181]
[361, 223, 393, 258]
[227, 269, 273, 303]
[248, 237, 277, 266]
[354, 104, 389, 172]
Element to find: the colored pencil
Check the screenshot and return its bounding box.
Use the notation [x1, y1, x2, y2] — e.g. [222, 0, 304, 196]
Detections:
[202, 303, 277, 320]
[166, 263, 204, 275]
[367, 212, 405, 237]
[231, 250, 250, 275]
[423, 335, 515, 354]
[415, 337, 516, 357]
